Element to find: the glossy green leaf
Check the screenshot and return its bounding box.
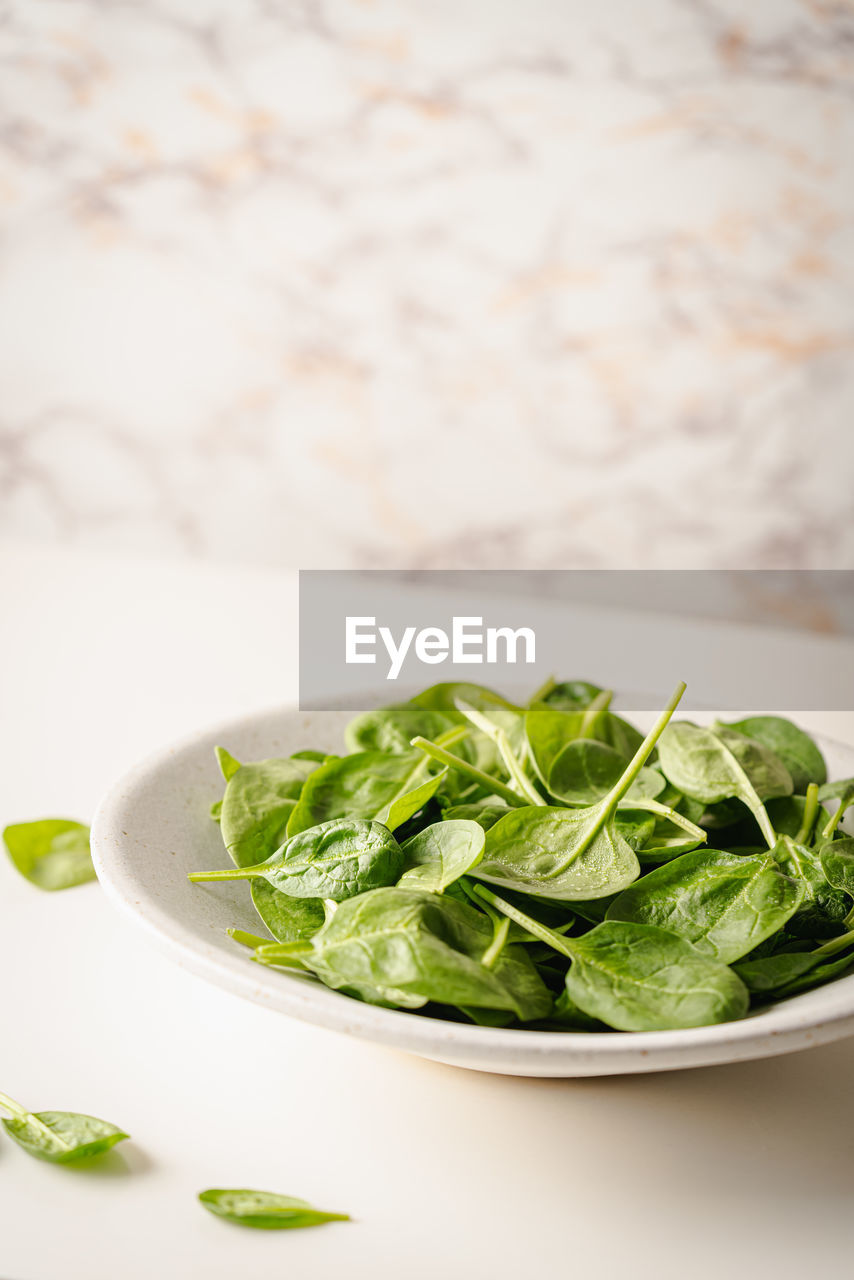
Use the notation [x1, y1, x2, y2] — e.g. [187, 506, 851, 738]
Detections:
[287, 750, 433, 836]
[259, 887, 552, 1020]
[221, 758, 316, 867]
[250, 879, 326, 942]
[190, 819, 403, 902]
[399, 819, 485, 892]
[717, 716, 826, 792]
[0, 1092, 128, 1163]
[547, 738, 664, 806]
[472, 684, 686, 900]
[657, 721, 792, 848]
[607, 849, 804, 963]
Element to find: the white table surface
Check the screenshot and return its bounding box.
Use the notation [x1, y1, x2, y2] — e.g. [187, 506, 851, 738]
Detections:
[3, 541, 854, 1280]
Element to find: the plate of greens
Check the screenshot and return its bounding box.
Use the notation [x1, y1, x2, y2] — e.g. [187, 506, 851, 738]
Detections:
[90, 679, 854, 1076]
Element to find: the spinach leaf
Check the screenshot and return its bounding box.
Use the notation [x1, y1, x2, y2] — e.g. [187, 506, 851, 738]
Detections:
[0, 1091, 128, 1163]
[733, 931, 854, 995]
[547, 738, 664, 806]
[221, 757, 316, 867]
[258, 887, 552, 1020]
[250, 879, 326, 942]
[472, 885, 749, 1031]
[345, 705, 453, 754]
[819, 838, 854, 900]
[472, 683, 686, 900]
[442, 799, 509, 831]
[287, 748, 449, 836]
[215, 746, 242, 782]
[198, 1188, 349, 1230]
[189, 819, 403, 901]
[2, 820, 94, 891]
[773, 836, 851, 938]
[540, 680, 604, 711]
[657, 722, 792, 849]
[607, 849, 804, 963]
[399, 820, 485, 892]
[716, 716, 826, 792]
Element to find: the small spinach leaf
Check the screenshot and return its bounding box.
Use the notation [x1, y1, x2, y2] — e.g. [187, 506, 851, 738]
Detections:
[250, 879, 326, 942]
[0, 1092, 128, 1163]
[716, 716, 826, 792]
[2, 820, 94, 891]
[221, 757, 316, 867]
[657, 722, 792, 848]
[399, 820, 485, 892]
[198, 1188, 349, 1230]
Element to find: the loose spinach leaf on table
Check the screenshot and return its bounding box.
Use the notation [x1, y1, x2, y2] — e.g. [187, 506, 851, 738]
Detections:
[199, 1188, 349, 1230]
[0, 1091, 128, 1163]
[2, 820, 94, 891]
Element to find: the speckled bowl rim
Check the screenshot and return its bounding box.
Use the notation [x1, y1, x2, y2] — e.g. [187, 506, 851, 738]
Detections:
[90, 705, 854, 1076]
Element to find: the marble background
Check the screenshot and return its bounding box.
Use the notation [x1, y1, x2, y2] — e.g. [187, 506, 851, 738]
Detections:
[0, 0, 852, 573]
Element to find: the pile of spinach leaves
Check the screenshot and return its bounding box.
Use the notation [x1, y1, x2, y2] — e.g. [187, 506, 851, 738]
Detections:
[191, 681, 854, 1034]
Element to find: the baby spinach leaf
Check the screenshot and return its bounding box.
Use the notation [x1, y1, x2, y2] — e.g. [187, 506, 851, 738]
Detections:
[259, 887, 552, 1020]
[472, 683, 686, 900]
[215, 746, 242, 782]
[567, 921, 749, 1031]
[2, 820, 94, 891]
[540, 680, 604, 711]
[399, 820, 485, 892]
[250, 879, 326, 942]
[198, 1188, 349, 1230]
[442, 799, 510, 831]
[288, 749, 448, 836]
[345, 705, 453, 754]
[773, 836, 851, 938]
[0, 1092, 128, 1163]
[657, 722, 792, 849]
[190, 819, 403, 902]
[221, 757, 316, 867]
[472, 885, 749, 1031]
[374, 768, 448, 832]
[547, 738, 664, 806]
[819, 838, 854, 900]
[716, 716, 826, 792]
[607, 849, 804, 963]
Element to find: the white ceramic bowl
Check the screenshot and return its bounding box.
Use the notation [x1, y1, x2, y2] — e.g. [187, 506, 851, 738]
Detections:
[90, 706, 854, 1077]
